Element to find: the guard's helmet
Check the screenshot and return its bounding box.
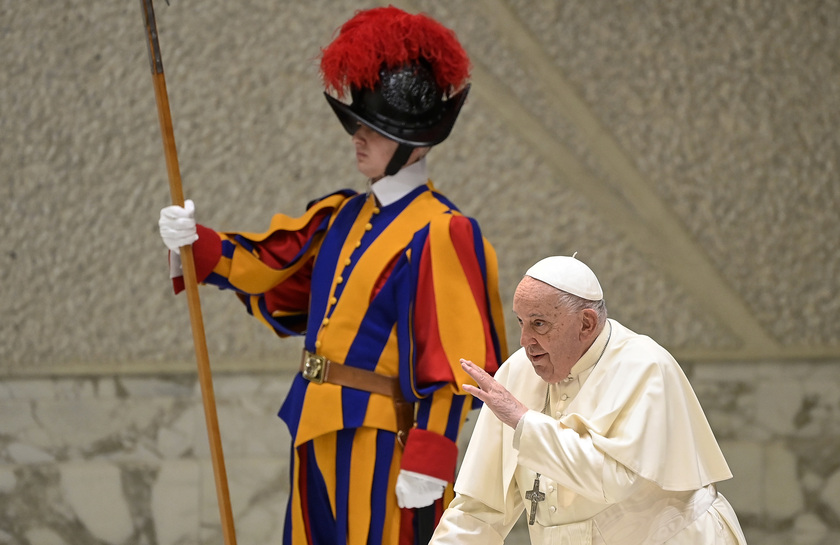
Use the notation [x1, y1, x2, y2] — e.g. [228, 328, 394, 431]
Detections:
[320, 7, 471, 175]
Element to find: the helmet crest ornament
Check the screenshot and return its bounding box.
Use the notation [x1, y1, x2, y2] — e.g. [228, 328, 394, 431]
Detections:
[320, 6, 472, 173]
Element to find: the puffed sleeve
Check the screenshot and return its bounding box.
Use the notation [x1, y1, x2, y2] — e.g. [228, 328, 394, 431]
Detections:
[171, 191, 351, 336]
[399, 213, 508, 482]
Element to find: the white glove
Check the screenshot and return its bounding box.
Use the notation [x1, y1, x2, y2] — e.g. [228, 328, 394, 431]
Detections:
[395, 470, 447, 509]
[159, 199, 198, 254]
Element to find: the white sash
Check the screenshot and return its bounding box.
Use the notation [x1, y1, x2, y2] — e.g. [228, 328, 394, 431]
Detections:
[525, 484, 717, 545]
[593, 484, 717, 545]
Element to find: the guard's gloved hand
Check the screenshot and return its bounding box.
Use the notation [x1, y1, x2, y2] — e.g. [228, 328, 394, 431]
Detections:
[159, 199, 198, 254]
[395, 470, 447, 509]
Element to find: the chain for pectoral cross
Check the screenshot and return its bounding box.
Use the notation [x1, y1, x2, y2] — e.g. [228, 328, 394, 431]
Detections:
[523, 386, 552, 525]
[520, 333, 611, 528]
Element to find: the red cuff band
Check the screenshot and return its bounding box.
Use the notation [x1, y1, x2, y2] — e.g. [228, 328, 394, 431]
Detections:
[400, 428, 458, 482]
[172, 224, 222, 294]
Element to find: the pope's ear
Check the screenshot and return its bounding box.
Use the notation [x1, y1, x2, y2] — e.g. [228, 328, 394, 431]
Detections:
[580, 309, 599, 338]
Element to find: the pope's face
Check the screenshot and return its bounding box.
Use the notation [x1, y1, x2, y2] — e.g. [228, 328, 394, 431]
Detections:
[513, 276, 589, 383]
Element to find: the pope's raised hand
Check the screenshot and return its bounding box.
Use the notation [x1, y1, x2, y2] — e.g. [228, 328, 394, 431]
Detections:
[461, 359, 528, 429]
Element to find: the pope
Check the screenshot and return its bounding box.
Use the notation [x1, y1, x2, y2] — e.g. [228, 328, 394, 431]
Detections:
[431, 256, 747, 545]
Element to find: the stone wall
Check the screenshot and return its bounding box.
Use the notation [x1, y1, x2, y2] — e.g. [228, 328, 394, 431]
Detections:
[2, 361, 840, 544]
[0, 372, 292, 545]
[693, 361, 840, 545]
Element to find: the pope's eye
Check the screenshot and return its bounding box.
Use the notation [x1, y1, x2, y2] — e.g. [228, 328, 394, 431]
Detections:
[532, 320, 551, 334]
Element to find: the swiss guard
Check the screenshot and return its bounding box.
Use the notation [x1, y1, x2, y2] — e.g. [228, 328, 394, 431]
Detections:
[158, 6, 508, 545]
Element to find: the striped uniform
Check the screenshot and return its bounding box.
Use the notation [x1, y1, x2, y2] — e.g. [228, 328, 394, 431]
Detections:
[177, 181, 508, 545]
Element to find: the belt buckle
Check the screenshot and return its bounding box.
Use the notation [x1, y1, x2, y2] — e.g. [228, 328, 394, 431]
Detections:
[302, 353, 326, 384]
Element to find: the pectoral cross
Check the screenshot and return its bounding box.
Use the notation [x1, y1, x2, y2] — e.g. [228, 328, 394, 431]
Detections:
[524, 473, 545, 525]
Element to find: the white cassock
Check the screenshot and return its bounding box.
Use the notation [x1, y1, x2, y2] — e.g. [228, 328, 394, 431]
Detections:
[431, 319, 748, 545]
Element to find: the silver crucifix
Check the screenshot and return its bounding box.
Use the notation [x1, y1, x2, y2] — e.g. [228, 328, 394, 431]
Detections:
[524, 474, 545, 525]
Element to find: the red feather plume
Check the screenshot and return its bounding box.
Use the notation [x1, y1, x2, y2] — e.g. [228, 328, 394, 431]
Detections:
[320, 6, 471, 99]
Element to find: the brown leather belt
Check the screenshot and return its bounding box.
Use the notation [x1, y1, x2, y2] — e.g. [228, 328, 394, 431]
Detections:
[300, 349, 401, 397]
[299, 349, 415, 446]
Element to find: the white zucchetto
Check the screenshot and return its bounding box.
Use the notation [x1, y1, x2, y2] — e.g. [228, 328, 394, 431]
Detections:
[525, 256, 604, 301]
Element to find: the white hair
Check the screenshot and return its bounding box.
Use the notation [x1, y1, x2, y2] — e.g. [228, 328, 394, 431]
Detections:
[553, 290, 608, 325]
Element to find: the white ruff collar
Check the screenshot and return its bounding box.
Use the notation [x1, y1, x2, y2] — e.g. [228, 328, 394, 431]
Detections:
[370, 157, 428, 206]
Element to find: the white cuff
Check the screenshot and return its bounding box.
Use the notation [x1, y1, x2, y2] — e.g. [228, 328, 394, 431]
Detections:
[512, 410, 535, 450]
[395, 470, 447, 509]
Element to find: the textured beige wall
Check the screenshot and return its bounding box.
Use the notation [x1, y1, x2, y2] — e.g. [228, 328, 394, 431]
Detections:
[2, 2, 838, 368]
[4, 0, 838, 377]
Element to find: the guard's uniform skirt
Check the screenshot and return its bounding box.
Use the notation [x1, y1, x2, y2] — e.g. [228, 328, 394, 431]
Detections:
[284, 427, 450, 545]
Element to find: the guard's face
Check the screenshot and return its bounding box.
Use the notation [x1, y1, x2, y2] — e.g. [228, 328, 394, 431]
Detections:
[513, 276, 587, 383]
[352, 124, 398, 179]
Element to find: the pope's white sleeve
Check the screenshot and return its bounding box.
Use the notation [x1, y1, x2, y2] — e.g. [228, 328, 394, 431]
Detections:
[430, 492, 521, 545]
[515, 410, 639, 504]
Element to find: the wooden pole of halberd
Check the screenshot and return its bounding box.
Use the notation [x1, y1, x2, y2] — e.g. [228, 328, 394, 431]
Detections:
[139, 2, 238, 543]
